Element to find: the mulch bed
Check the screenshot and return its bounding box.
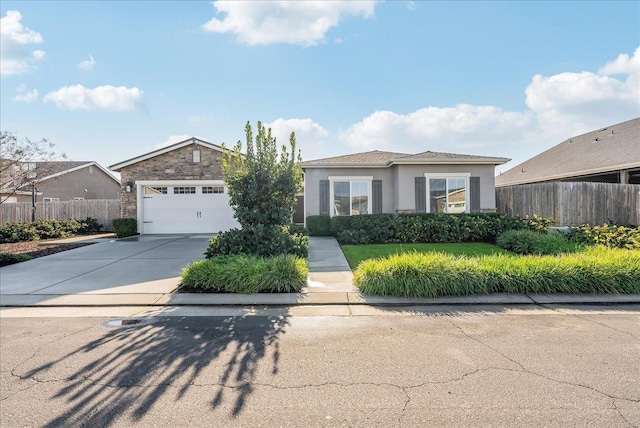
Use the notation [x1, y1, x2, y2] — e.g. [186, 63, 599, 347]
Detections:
[0, 241, 93, 259]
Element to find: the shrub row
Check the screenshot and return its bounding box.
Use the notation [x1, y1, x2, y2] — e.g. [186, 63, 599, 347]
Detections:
[496, 229, 583, 255]
[112, 218, 138, 238]
[0, 218, 103, 243]
[570, 224, 640, 249]
[180, 254, 309, 293]
[353, 246, 640, 298]
[205, 224, 309, 258]
[306, 213, 532, 244]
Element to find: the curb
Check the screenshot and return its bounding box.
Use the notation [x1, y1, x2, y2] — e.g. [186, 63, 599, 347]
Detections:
[1, 293, 639, 308]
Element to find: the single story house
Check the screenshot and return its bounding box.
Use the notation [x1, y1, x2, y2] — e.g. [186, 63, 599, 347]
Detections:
[1, 161, 120, 203]
[496, 117, 640, 187]
[302, 150, 510, 218]
[110, 138, 509, 234]
[109, 138, 239, 234]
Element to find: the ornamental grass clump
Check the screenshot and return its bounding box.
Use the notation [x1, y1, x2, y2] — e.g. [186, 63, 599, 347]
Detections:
[353, 246, 640, 297]
[496, 229, 583, 255]
[181, 254, 308, 293]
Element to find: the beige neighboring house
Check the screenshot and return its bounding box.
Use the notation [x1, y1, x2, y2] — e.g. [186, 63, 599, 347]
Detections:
[496, 117, 640, 187]
[1, 161, 121, 203]
[110, 138, 240, 234]
[303, 150, 510, 218]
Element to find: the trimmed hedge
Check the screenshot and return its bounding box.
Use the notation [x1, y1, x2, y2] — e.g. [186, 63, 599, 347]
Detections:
[181, 254, 309, 293]
[205, 224, 308, 258]
[0, 218, 104, 243]
[569, 224, 640, 249]
[112, 218, 137, 238]
[306, 215, 331, 236]
[496, 229, 583, 255]
[353, 246, 640, 298]
[329, 213, 531, 244]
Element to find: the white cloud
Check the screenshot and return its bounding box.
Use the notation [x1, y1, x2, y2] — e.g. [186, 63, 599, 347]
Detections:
[266, 118, 329, 160]
[599, 47, 640, 76]
[156, 134, 193, 149]
[338, 47, 640, 169]
[43, 84, 145, 112]
[1, 10, 45, 76]
[339, 105, 534, 154]
[78, 54, 96, 71]
[14, 83, 38, 102]
[203, 0, 379, 46]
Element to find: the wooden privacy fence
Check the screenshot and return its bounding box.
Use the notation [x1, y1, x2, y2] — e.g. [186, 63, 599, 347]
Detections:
[0, 199, 121, 230]
[496, 182, 640, 226]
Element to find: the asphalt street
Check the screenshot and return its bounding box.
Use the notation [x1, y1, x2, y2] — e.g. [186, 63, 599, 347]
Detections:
[1, 305, 639, 427]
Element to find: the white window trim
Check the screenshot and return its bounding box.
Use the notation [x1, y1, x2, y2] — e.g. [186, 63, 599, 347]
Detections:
[424, 173, 471, 214]
[43, 197, 60, 202]
[328, 176, 373, 217]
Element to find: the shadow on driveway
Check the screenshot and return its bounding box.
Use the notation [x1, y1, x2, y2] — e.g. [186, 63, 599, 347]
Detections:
[22, 313, 289, 427]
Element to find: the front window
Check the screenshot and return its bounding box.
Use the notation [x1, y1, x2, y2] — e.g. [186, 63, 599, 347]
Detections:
[428, 176, 468, 213]
[332, 180, 370, 216]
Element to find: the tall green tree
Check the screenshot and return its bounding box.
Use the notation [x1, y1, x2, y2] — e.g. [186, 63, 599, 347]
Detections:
[223, 121, 303, 227]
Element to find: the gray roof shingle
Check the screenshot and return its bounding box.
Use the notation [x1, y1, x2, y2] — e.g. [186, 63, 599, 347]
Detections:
[496, 117, 640, 186]
[303, 149, 509, 167]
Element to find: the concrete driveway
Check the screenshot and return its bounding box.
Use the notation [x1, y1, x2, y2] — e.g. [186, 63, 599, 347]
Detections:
[0, 235, 210, 303]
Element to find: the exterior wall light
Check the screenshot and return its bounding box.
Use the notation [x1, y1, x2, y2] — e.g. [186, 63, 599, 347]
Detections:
[126, 181, 133, 193]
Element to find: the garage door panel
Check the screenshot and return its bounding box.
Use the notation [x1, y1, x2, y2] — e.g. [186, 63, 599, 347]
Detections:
[142, 185, 239, 234]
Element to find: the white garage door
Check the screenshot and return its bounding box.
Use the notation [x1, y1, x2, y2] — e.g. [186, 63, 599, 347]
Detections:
[142, 184, 239, 234]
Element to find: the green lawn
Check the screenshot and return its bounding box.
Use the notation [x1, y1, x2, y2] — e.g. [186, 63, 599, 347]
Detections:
[341, 243, 507, 269]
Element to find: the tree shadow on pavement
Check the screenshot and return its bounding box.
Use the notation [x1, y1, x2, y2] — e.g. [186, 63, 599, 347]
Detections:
[21, 314, 289, 427]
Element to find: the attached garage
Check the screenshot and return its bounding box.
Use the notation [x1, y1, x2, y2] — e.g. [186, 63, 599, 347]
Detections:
[138, 181, 239, 234]
[110, 138, 239, 235]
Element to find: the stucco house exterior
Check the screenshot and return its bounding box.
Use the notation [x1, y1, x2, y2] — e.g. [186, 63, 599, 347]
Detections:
[1, 161, 120, 203]
[496, 117, 640, 187]
[303, 150, 510, 218]
[109, 138, 239, 234]
[110, 137, 509, 234]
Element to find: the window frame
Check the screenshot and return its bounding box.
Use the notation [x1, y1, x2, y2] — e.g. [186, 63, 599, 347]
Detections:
[173, 186, 196, 195]
[328, 176, 373, 217]
[43, 197, 60, 202]
[424, 173, 471, 214]
[202, 186, 225, 194]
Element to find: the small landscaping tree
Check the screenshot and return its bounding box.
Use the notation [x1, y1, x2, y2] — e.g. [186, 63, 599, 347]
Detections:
[204, 121, 308, 259]
[223, 121, 303, 227]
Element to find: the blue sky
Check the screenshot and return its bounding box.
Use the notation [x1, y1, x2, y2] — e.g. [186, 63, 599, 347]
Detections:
[1, 1, 639, 176]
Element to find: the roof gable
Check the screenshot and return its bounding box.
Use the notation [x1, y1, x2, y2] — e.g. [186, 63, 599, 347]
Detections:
[109, 137, 225, 171]
[496, 117, 640, 186]
[303, 149, 509, 168]
[304, 150, 410, 166]
[37, 161, 120, 184]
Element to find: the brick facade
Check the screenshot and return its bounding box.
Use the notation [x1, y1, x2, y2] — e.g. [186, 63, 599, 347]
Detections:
[118, 143, 225, 218]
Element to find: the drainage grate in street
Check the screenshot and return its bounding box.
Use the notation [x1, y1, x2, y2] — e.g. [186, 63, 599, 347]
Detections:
[103, 318, 156, 328]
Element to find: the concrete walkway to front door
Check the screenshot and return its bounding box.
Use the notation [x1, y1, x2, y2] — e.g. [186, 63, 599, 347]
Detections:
[306, 237, 357, 293]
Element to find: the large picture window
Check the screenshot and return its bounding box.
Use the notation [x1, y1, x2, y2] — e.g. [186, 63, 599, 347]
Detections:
[330, 178, 371, 216]
[427, 175, 469, 213]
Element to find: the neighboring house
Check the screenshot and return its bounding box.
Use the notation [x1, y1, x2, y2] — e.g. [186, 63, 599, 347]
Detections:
[303, 150, 509, 219]
[1, 161, 120, 203]
[110, 138, 240, 234]
[496, 117, 640, 187]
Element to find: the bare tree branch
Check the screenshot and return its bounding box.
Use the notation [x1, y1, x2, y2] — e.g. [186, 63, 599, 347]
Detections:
[0, 131, 66, 204]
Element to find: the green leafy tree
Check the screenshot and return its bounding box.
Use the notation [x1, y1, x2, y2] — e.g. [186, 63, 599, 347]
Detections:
[223, 121, 303, 227]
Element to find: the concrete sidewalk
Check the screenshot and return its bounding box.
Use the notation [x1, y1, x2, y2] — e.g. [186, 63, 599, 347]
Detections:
[1, 235, 639, 308]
